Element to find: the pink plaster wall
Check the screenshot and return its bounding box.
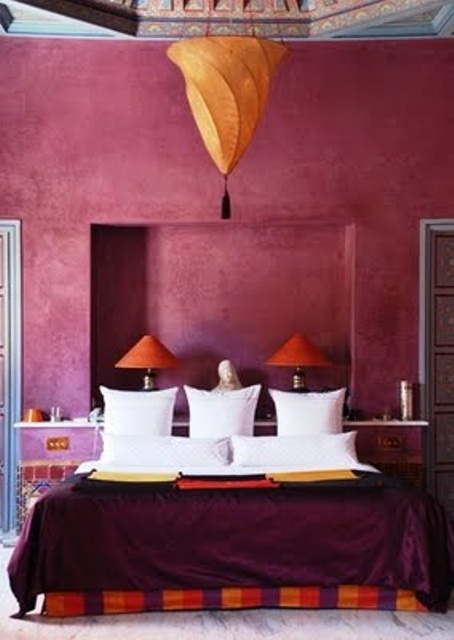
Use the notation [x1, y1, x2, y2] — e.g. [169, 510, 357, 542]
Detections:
[92, 222, 351, 415]
[1, 38, 454, 420]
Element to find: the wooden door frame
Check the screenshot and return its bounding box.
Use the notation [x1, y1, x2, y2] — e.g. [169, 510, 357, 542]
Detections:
[419, 219, 454, 498]
[0, 220, 22, 537]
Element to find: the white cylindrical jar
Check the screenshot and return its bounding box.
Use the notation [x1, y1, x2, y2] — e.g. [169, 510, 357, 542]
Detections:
[400, 380, 413, 421]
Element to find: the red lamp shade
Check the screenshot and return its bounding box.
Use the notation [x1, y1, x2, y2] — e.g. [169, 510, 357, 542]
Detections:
[266, 333, 331, 367]
[115, 335, 179, 390]
[266, 332, 331, 391]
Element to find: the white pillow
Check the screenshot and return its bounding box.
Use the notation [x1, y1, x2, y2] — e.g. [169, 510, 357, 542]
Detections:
[100, 434, 230, 467]
[184, 384, 261, 438]
[231, 432, 359, 470]
[269, 388, 346, 435]
[100, 386, 178, 436]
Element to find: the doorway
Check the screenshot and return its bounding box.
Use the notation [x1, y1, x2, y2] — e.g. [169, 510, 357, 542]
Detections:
[0, 221, 22, 538]
[420, 220, 454, 520]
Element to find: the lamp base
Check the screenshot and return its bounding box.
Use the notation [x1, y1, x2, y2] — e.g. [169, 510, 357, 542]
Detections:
[292, 367, 310, 392]
[143, 369, 156, 391]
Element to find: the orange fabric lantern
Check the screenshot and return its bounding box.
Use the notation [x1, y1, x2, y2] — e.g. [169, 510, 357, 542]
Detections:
[167, 36, 288, 217]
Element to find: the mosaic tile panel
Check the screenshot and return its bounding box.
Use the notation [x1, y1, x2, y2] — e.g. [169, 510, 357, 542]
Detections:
[374, 461, 424, 488]
[16, 461, 80, 533]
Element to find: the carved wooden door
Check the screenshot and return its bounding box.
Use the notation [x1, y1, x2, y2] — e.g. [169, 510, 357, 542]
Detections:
[421, 221, 454, 519]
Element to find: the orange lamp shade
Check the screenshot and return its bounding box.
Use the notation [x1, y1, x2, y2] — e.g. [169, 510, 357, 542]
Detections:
[115, 335, 179, 370]
[266, 333, 332, 367]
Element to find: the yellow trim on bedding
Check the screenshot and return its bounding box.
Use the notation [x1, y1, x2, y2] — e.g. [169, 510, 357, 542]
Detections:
[266, 470, 357, 482]
[87, 471, 177, 483]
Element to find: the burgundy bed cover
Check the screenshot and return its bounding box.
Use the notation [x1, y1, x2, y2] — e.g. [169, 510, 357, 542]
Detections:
[8, 473, 454, 616]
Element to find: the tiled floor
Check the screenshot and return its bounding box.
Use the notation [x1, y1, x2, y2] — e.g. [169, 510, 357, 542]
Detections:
[1, 545, 453, 639]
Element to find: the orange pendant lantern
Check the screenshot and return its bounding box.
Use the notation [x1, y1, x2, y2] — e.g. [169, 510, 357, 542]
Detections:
[167, 36, 288, 218]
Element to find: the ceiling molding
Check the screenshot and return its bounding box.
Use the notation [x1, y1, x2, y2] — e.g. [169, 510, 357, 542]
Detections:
[1, 0, 454, 39]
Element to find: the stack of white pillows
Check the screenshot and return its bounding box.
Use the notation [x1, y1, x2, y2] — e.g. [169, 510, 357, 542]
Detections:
[94, 385, 374, 474]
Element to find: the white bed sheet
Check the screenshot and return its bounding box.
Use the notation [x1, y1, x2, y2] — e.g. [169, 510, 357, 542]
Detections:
[76, 460, 379, 476]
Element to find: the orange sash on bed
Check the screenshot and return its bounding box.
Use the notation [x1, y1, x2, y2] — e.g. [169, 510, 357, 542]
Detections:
[176, 477, 279, 490]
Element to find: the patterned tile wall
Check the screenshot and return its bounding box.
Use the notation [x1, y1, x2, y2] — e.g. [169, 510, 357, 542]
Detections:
[16, 461, 80, 532]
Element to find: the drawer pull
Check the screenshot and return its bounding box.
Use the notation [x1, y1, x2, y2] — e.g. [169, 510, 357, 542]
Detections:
[46, 437, 69, 451]
[378, 435, 402, 451]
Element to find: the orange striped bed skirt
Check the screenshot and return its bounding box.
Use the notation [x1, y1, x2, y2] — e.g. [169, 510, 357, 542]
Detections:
[43, 585, 427, 617]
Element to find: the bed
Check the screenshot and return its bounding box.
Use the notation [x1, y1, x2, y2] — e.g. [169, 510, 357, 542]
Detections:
[7, 385, 454, 618]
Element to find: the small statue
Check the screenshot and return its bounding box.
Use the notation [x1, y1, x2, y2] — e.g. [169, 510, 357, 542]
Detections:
[212, 359, 243, 392]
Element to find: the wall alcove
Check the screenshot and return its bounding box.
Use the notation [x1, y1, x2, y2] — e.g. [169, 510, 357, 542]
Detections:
[90, 222, 354, 416]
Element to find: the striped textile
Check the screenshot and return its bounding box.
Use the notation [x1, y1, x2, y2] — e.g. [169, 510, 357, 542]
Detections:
[176, 477, 279, 490]
[44, 585, 427, 617]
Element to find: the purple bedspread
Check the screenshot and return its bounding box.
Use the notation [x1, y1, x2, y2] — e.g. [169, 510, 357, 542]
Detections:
[8, 474, 454, 615]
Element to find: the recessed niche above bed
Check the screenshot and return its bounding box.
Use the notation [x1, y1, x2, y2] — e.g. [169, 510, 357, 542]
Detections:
[90, 222, 353, 415]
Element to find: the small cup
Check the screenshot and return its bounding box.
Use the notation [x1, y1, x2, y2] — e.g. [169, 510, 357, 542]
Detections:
[49, 406, 61, 422]
[23, 408, 44, 422]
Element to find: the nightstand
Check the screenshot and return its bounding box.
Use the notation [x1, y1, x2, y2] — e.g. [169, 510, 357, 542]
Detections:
[343, 420, 428, 487]
[14, 420, 102, 531]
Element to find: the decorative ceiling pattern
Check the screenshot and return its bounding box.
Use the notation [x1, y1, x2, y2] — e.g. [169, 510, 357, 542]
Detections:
[1, 0, 454, 39]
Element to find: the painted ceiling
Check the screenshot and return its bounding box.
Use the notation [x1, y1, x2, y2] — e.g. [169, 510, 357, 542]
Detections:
[1, 0, 454, 40]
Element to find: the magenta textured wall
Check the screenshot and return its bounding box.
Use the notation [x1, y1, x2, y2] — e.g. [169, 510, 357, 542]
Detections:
[1, 38, 454, 419]
[92, 223, 351, 415]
